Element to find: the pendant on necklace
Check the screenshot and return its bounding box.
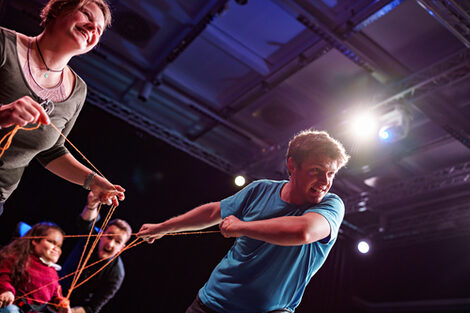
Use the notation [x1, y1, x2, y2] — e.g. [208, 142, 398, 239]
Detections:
[44, 72, 49, 78]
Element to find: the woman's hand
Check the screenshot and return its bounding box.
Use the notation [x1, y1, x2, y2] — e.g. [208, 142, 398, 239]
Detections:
[89, 174, 125, 206]
[0, 96, 50, 128]
[0, 291, 14, 308]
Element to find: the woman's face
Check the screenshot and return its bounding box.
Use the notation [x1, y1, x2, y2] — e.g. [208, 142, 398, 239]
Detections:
[51, 2, 105, 55]
[32, 229, 63, 264]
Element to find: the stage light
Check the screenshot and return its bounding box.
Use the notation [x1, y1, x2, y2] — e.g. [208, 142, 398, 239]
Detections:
[357, 240, 370, 254]
[234, 175, 246, 187]
[350, 111, 378, 141]
[378, 105, 410, 142]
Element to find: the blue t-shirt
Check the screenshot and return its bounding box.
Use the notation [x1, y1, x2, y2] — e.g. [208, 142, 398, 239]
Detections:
[198, 179, 344, 313]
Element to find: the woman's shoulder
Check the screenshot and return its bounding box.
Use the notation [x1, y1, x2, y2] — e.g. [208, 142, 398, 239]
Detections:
[67, 67, 87, 100]
[0, 27, 31, 55]
[0, 26, 15, 37]
[0, 27, 29, 43]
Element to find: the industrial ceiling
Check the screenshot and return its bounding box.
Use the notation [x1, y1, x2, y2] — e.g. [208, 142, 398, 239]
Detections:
[3, 0, 470, 248]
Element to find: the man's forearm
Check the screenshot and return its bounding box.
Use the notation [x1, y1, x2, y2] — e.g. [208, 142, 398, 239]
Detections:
[229, 213, 330, 246]
[161, 202, 222, 233]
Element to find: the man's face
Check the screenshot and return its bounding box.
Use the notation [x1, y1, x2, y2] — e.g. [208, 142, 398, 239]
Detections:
[98, 225, 128, 259]
[288, 154, 339, 204]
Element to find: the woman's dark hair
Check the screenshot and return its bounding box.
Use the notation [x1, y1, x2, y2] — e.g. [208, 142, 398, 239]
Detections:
[0, 222, 64, 289]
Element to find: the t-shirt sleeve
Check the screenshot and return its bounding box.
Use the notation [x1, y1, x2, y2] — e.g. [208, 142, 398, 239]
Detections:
[36, 85, 87, 166]
[305, 194, 344, 244]
[220, 181, 261, 219]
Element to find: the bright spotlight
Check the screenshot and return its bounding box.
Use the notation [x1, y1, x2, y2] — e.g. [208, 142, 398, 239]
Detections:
[357, 240, 370, 254]
[351, 112, 378, 140]
[234, 175, 246, 187]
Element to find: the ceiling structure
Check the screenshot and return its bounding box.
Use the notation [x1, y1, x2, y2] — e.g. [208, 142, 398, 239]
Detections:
[2, 0, 470, 248]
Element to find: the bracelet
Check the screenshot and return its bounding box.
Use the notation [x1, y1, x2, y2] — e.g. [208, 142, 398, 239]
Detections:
[83, 172, 96, 190]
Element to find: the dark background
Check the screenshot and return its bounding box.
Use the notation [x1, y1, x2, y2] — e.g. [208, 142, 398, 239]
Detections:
[2, 105, 470, 313]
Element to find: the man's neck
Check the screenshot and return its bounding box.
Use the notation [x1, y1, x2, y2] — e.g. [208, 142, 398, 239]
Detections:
[281, 181, 303, 205]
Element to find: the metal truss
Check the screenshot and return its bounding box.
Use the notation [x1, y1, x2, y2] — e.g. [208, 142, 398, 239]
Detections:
[86, 88, 240, 176]
[375, 49, 470, 108]
[295, 14, 375, 73]
[149, 0, 229, 80]
[379, 202, 470, 247]
[345, 160, 470, 213]
[373, 48, 470, 148]
[417, 0, 470, 48]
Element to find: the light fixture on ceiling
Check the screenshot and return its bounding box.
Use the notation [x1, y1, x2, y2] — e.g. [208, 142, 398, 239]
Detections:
[378, 104, 411, 142]
[138, 80, 153, 102]
[357, 240, 371, 254]
[234, 175, 246, 187]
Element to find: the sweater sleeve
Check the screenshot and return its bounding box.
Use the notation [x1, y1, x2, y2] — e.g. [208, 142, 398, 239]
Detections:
[0, 258, 16, 296]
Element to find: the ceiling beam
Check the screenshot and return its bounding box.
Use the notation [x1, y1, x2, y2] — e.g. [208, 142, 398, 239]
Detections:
[345, 159, 470, 213]
[416, 0, 470, 48]
[85, 88, 241, 176]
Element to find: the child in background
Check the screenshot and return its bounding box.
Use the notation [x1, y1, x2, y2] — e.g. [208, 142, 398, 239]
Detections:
[0, 222, 71, 313]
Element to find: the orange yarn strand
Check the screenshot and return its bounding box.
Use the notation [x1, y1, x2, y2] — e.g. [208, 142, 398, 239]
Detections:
[0, 124, 41, 159]
[71, 238, 144, 291]
[49, 122, 106, 178]
[67, 204, 104, 299]
[22, 230, 221, 240]
[17, 250, 118, 301]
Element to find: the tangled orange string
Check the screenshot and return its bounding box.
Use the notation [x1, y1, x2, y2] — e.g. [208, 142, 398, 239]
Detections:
[2, 121, 221, 308]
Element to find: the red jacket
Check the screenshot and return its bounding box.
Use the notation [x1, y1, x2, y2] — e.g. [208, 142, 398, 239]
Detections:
[0, 254, 63, 305]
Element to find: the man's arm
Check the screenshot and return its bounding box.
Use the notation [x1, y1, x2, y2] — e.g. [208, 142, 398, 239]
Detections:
[71, 263, 124, 313]
[137, 202, 222, 243]
[80, 192, 100, 222]
[219, 212, 331, 246]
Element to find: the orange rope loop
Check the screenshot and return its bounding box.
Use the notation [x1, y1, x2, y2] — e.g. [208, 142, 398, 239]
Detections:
[0, 124, 41, 159]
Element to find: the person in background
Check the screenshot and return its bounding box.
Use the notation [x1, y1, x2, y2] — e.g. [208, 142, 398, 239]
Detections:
[60, 191, 132, 313]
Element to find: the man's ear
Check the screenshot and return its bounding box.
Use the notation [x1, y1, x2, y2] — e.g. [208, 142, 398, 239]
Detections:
[287, 157, 297, 175]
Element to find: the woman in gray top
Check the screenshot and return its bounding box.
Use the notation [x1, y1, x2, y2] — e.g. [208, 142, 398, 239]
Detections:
[0, 0, 124, 215]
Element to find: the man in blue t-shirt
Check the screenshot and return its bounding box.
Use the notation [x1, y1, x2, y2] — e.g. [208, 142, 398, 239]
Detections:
[138, 130, 350, 313]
